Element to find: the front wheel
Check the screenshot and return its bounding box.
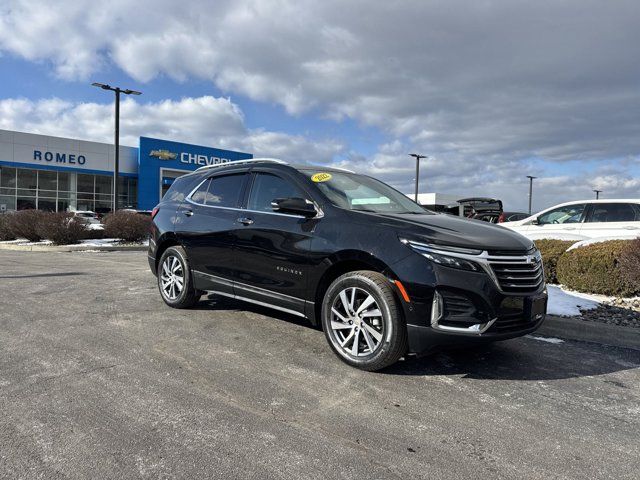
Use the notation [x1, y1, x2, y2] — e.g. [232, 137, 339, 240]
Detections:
[321, 271, 408, 371]
[158, 246, 200, 308]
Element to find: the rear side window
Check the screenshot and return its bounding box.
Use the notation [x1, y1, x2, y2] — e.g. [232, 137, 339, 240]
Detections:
[189, 173, 245, 207]
[587, 203, 640, 222]
[163, 176, 193, 203]
[190, 179, 211, 204]
[248, 173, 305, 212]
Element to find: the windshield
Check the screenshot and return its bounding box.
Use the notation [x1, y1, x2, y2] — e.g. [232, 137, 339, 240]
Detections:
[301, 170, 428, 214]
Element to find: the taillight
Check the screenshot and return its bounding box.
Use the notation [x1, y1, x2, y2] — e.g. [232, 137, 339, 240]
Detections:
[498, 213, 506, 223]
[151, 207, 159, 219]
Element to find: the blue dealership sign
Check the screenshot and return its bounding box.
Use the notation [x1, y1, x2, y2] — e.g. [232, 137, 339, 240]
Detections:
[137, 137, 252, 209]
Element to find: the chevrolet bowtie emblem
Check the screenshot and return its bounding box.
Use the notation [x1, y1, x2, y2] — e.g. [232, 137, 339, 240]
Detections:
[149, 149, 177, 160]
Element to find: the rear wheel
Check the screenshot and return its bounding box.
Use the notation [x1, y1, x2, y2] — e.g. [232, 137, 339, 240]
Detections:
[321, 271, 407, 371]
[158, 246, 200, 308]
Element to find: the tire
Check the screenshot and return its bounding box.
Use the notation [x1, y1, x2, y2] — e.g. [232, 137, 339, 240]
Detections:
[321, 271, 408, 371]
[157, 246, 200, 308]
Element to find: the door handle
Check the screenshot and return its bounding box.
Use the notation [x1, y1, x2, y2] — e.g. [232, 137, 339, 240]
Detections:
[564, 227, 576, 230]
[183, 209, 194, 217]
[237, 217, 254, 225]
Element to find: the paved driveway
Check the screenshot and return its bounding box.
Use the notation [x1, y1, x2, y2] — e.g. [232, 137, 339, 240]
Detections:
[0, 250, 638, 479]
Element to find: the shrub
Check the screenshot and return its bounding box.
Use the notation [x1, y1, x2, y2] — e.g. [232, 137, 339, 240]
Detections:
[103, 210, 151, 242]
[0, 214, 16, 241]
[556, 240, 638, 297]
[81, 227, 106, 240]
[7, 209, 47, 242]
[37, 212, 88, 245]
[534, 239, 576, 283]
[619, 238, 640, 287]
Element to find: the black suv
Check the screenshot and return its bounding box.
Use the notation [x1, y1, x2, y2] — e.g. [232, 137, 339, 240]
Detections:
[148, 159, 547, 371]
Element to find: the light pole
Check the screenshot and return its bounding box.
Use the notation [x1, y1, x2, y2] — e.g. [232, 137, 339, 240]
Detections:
[593, 189, 602, 199]
[92, 83, 142, 212]
[526, 175, 537, 215]
[409, 153, 427, 203]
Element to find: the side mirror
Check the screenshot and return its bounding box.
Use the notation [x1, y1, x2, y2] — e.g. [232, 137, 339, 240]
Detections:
[271, 197, 318, 217]
[529, 217, 539, 225]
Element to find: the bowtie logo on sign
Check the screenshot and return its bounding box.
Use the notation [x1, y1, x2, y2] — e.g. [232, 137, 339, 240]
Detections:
[149, 149, 178, 160]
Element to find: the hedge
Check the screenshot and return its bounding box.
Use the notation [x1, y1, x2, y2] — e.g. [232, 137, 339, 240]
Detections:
[556, 240, 639, 297]
[534, 239, 577, 284]
[103, 210, 151, 242]
[619, 238, 640, 287]
[0, 214, 16, 241]
[37, 212, 88, 245]
[6, 209, 47, 242]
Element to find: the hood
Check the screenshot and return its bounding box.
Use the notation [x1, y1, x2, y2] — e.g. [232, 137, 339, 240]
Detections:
[353, 211, 534, 252]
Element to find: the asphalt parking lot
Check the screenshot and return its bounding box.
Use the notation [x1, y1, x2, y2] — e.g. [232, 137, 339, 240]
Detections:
[1, 250, 639, 479]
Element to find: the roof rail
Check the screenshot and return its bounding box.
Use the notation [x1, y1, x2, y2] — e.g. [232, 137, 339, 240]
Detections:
[194, 157, 288, 172]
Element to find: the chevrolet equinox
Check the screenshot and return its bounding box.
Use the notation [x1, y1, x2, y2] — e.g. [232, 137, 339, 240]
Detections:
[148, 159, 547, 371]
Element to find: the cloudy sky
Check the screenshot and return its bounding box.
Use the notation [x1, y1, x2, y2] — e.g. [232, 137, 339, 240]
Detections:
[1, 0, 639, 211]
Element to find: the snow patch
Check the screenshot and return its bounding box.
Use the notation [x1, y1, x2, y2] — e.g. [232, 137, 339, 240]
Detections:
[547, 285, 600, 316]
[526, 335, 565, 344]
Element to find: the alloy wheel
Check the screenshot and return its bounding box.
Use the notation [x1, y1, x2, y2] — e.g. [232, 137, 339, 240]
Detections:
[330, 287, 385, 357]
[160, 255, 184, 300]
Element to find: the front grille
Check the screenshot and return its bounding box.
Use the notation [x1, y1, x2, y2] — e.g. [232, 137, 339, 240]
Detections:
[486, 251, 544, 294]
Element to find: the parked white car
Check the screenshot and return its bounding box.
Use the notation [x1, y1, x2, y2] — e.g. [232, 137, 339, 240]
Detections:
[500, 199, 640, 240]
[71, 210, 104, 230]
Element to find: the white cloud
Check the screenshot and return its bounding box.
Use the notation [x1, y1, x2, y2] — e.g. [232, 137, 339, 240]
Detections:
[0, 1, 639, 211]
[0, 95, 345, 165]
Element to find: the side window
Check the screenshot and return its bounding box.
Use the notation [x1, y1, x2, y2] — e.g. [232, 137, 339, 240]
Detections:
[190, 179, 211, 204]
[248, 173, 305, 212]
[537, 204, 586, 225]
[163, 176, 192, 202]
[205, 174, 245, 207]
[587, 203, 639, 223]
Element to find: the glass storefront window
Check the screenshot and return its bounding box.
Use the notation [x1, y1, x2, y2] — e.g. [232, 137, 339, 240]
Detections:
[17, 169, 37, 190]
[57, 199, 70, 212]
[1, 167, 16, 188]
[17, 197, 36, 210]
[58, 172, 70, 192]
[38, 198, 56, 212]
[77, 174, 94, 193]
[0, 195, 16, 211]
[95, 175, 112, 195]
[38, 171, 57, 191]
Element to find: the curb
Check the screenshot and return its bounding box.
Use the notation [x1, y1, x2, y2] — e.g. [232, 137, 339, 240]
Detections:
[0, 243, 147, 252]
[538, 315, 640, 351]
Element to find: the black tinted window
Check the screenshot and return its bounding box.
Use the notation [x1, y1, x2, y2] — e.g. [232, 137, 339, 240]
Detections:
[588, 203, 640, 222]
[205, 174, 245, 207]
[163, 176, 192, 202]
[248, 173, 304, 212]
[190, 179, 211, 204]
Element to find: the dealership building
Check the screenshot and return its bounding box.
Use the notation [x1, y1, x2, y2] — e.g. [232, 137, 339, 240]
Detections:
[0, 129, 253, 213]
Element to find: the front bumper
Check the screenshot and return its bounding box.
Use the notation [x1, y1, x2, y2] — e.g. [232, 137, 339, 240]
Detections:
[391, 251, 548, 355]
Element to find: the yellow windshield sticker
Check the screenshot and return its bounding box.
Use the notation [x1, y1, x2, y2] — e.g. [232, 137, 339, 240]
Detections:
[311, 172, 332, 183]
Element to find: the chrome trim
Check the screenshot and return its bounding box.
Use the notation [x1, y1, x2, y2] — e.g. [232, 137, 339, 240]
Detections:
[207, 290, 307, 318]
[430, 290, 497, 334]
[403, 239, 544, 294]
[194, 158, 288, 172]
[185, 177, 323, 219]
[193, 270, 311, 304]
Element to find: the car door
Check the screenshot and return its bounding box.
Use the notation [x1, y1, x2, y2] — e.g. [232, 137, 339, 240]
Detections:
[579, 202, 640, 239]
[175, 171, 249, 294]
[230, 170, 319, 316]
[528, 203, 587, 240]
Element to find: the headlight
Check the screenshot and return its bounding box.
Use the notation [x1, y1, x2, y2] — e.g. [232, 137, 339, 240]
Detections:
[400, 238, 482, 272]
